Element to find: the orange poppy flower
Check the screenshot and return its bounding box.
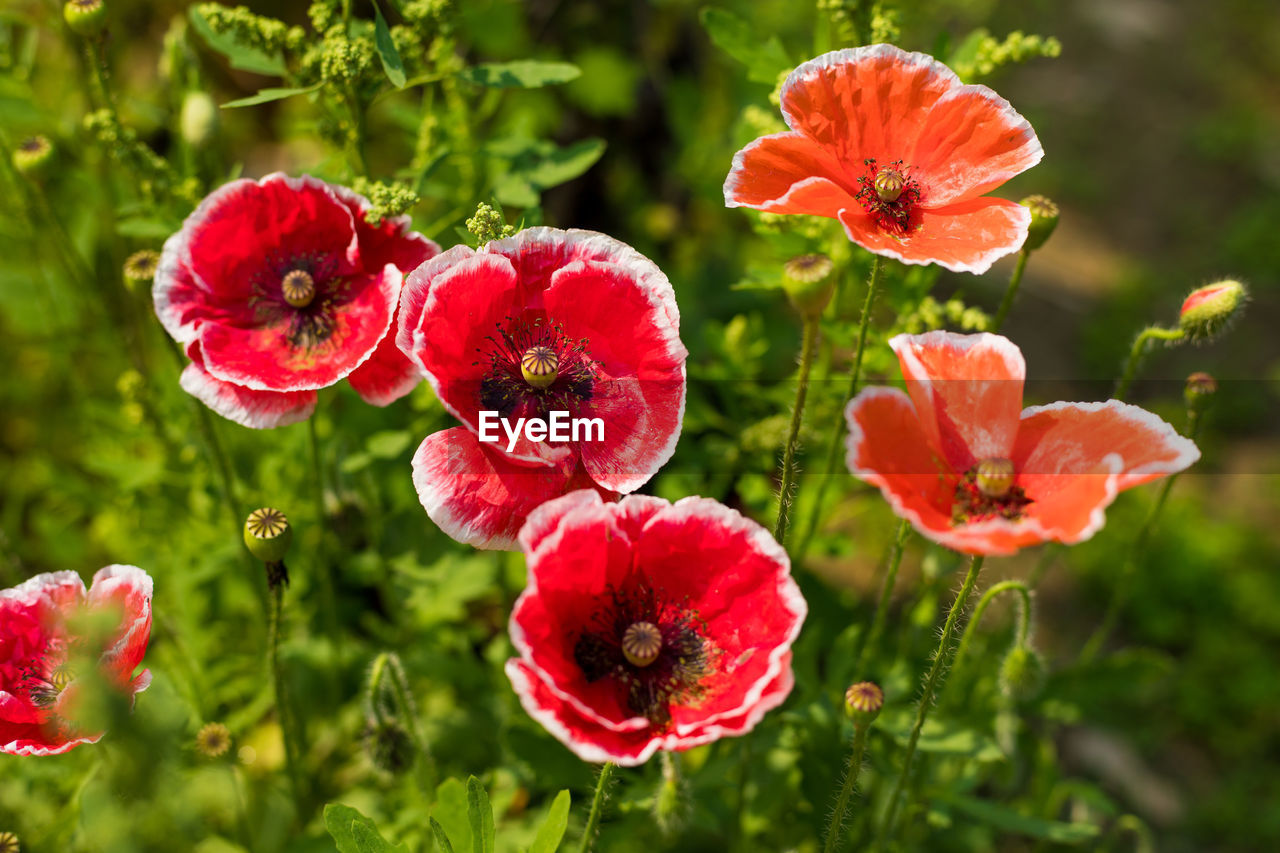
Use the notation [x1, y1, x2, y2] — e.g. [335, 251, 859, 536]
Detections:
[724, 45, 1043, 274]
[844, 332, 1200, 555]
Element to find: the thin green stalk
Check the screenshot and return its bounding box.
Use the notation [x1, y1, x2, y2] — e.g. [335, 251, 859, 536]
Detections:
[308, 415, 343, 656]
[795, 256, 884, 560]
[269, 582, 304, 810]
[577, 762, 616, 853]
[853, 519, 910, 674]
[876, 554, 987, 849]
[1114, 326, 1186, 401]
[992, 247, 1030, 332]
[951, 580, 1032, 677]
[823, 722, 872, 853]
[774, 315, 821, 545]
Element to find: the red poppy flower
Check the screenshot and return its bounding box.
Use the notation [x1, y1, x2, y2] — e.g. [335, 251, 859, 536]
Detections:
[397, 229, 687, 549]
[844, 332, 1201, 555]
[154, 174, 439, 428]
[724, 45, 1043, 273]
[505, 490, 806, 765]
[1, 566, 153, 756]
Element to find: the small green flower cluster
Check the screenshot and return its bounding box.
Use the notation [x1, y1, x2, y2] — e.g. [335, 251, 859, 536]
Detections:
[954, 31, 1062, 81]
[900, 295, 991, 335]
[195, 3, 296, 55]
[465, 202, 515, 246]
[83, 109, 198, 205]
[352, 178, 420, 224]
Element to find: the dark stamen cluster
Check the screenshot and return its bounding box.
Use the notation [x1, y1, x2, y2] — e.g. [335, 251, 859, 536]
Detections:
[952, 465, 1034, 525]
[249, 252, 352, 352]
[573, 584, 711, 726]
[854, 158, 923, 233]
[476, 316, 596, 420]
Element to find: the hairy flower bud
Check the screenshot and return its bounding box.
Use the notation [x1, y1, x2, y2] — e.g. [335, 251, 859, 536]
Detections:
[783, 254, 835, 317]
[1020, 195, 1059, 251]
[1179, 280, 1247, 341]
[63, 0, 107, 36]
[844, 681, 884, 727]
[998, 645, 1045, 702]
[1184, 372, 1217, 414]
[364, 718, 414, 774]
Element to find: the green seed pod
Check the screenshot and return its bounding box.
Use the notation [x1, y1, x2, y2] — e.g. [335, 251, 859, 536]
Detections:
[998, 645, 1046, 702]
[1184, 372, 1217, 415]
[844, 681, 884, 727]
[123, 250, 160, 290]
[0, 830, 19, 853]
[1179, 280, 1247, 341]
[63, 0, 108, 36]
[12, 136, 54, 180]
[783, 254, 835, 317]
[1020, 195, 1059, 251]
[244, 507, 292, 564]
[195, 722, 232, 758]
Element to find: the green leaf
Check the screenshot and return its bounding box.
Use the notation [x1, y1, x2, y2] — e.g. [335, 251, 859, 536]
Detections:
[115, 217, 179, 239]
[466, 776, 495, 853]
[220, 84, 321, 109]
[372, 1, 407, 88]
[880, 710, 1005, 762]
[938, 794, 1101, 844]
[522, 138, 606, 190]
[432, 779, 472, 853]
[324, 803, 409, 853]
[528, 790, 571, 853]
[459, 61, 581, 89]
[188, 6, 286, 76]
[429, 819, 455, 853]
[365, 430, 414, 459]
[698, 7, 791, 85]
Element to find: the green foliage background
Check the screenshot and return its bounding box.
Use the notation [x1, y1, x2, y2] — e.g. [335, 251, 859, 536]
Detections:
[1, 0, 1277, 851]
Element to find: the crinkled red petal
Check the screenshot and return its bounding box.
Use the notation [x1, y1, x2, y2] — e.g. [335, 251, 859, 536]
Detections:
[86, 566, 153, 688]
[180, 342, 316, 428]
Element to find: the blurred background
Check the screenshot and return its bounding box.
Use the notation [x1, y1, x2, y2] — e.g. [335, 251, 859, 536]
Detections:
[1, 0, 1278, 850]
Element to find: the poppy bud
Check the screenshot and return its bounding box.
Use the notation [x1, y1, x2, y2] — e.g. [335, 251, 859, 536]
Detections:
[844, 681, 884, 727]
[0, 830, 18, 853]
[783, 253, 835, 317]
[196, 722, 232, 758]
[998, 644, 1045, 702]
[180, 91, 219, 147]
[244, 507, 292, 587]
[63, 0, 107, 36]
[1184, 372, 1217, 414]
[1179, 280, 1247, 341]
[12, 136, 54, 180]
[364, 718, 414, 774]
[1019, 195, 1059, 251]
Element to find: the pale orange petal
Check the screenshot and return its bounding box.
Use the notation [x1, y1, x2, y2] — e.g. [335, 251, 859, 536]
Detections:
[839, 197, 1029, 274]
[723, 132, 857, 215]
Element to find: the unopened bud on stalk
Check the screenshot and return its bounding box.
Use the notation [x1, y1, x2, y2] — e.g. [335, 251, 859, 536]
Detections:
[244, 507, 292, 587]
[1020, 195, 1059, 251]
[844, 681, 884, 727]
[783, 253, 835, 317]
[1184, 372, 1217, 414]
[196, 722, 232, 758]
[1179, 280, 1247, 341]
[180, 91, 219, 147]
[998, 644, 1046, 702]
[12, 136, 54, 180]
[63, 0, 107, 36]
[364, 718, 414, 774]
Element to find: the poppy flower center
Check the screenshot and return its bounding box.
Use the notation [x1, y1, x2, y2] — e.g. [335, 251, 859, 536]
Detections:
[281, 269, 316, 308]
[21, 656, 73, 709]
[478, 317, 596, 420]
[855, 158, 922, 233]
[572, 586, 710, 726]
[953, 457, 1033, 524]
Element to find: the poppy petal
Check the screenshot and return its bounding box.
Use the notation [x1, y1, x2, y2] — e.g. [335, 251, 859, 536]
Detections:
[723, 132, 857, 216]
[889, 331, 1026, 470]
[179, 344, 316, 429]
[780, 45, 960, 168]
[909, 84, 1043, 206]
[346, 304, 423, 406]
[87, 565, 153, 685]
[838, 196, 1030, 274]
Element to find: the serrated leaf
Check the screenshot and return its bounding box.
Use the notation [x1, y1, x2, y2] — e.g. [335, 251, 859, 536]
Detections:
[528, 790, 571, 853]
[522, 138, 606, 189]
[459, 61, 581, 89]
[429, 819, 455, 853]
[699, 7, 790, 85]
[220, 84, 321, 109]
[188, 7, 286, 76]
[373, 1, 407, 88]
[466, 776, 495, 853]
[938, 794, 1101, 844]
[324, 803, 409, 853]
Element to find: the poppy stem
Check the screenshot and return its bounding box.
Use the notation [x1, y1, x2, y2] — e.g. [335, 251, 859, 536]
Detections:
[1114, 326, 1186, 401]
[367, 651, 437, 796]
[307, 415, 344, 659]
[577, 761, 616, 853]
[951, 580, 1033, 679]
[992, 247, 1030, 332]
[823, 719, 872, 853]
[774, 315, 821, 545]
[876, 554, 986, 850]
[1078, 410, 1202, 664]
[852, 519, 911, 675]
[268, 580, 305, 811]
[794, 255, 884, 561]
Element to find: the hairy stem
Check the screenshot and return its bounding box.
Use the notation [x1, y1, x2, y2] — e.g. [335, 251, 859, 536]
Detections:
[992, 247, 1030, 332]
[774, 315, 821, 545]
[269, 582, 304, 810]
[1114, 326, 1186, 401]
[577, 762, 616, 853]
[853, 519, 911, 675]
[823, 721, 872, 853]
[951, 580, 1033, 678]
